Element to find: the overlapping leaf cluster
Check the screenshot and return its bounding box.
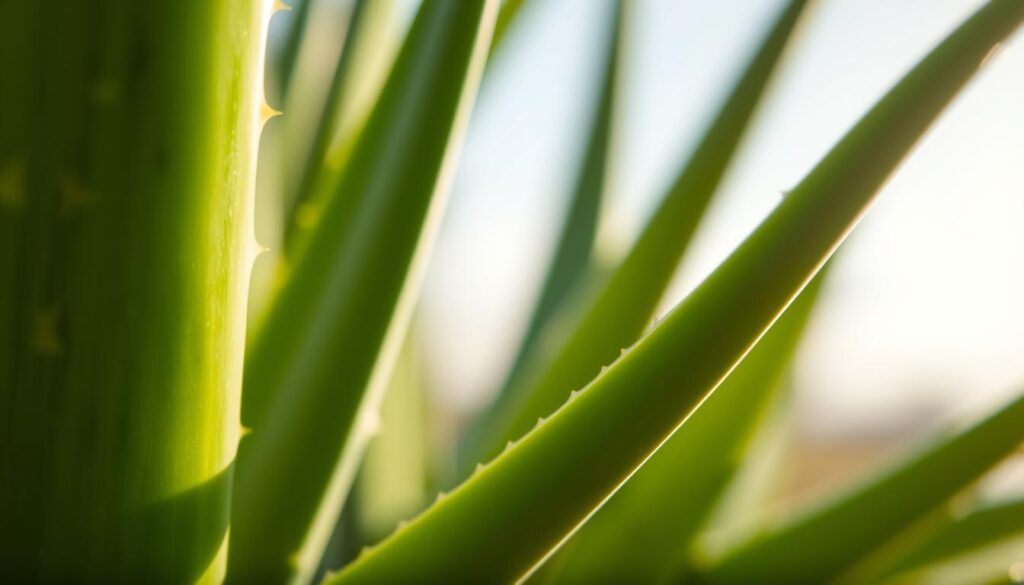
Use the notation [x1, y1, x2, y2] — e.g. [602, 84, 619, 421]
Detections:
[180, 0, 1024, 582]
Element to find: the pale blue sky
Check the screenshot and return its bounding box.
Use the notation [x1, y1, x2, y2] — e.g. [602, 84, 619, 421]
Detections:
[419, 0, 1024, 443]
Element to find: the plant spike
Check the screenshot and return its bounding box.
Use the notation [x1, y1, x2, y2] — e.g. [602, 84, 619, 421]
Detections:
[701, 391, 1024, 584]
[326, 2, 1024, 582]
[472, 0, 813, 467]
[0, 0, 273, 581]
[466, 0, 625, 467]
[227, 1, 499, 582]
[541, 267, 828, 584]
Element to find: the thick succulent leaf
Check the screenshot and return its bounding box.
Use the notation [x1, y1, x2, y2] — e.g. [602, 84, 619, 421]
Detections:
[356, 325, 432, 544]
[284, 0, 529, 255]
[541, 269, 828, 584]
[283, 0, 397, 252]
[470, 0, 625, 462]
[227, 1, 498, 582]
[701, 391, 1024, 583]
[276, 0, 312, 104]
[0, 0, 270, 580]
[879, 533, 1024, 585]
[472, 0, 813, 464]
[695, 383, 796, 557]
[489, 0, 530, 60]
[875, 497, 1024, 583]
[326, 2, 1024, 582]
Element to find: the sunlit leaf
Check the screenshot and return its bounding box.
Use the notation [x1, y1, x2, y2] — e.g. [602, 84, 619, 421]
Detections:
[227, 2, 499, 582]
[468, 0, 626, 468]
[325, 3, 1024, 582]
[542, 268, 828, 583]
[875, 497, 1024, 583]
[701, 392, 1024, 583]
[471, 0, 813, 464]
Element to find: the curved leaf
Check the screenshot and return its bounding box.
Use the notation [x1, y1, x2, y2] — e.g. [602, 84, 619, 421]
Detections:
[276, 0, 312, 104]
[227, 1, 499, 582]
[701, 392, 1024, 583]
[543, 268, 828, 584]
[283, 0, 397, 252]
[472, 0, 814, 464]
[489, 0, 530, 61]
[877, 497, 1024, 583]
[468, 0, 626, 467]
[327, 2, 1024, 582]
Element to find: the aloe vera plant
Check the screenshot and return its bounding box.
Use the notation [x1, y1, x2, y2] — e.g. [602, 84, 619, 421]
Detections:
[3, 0, 1024, 583]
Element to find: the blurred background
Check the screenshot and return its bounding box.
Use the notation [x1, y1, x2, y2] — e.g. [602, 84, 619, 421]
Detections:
[262, 0, 1024, 518]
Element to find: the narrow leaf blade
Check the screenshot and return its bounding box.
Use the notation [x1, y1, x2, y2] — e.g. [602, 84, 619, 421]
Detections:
[283, 0, 397, 252]
[468, 0, 626, 465]
[227, 2, 499, 582]
[472, 0, 814, 464]
[328, 2, 1024, 582]
[702, 392, 1024, 583]
[544, 268, 828, 583]
[879, 497, 1024, 582]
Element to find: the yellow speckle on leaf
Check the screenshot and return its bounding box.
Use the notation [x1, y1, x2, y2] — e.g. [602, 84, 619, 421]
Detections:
[0, 158, 26, 210]
[31, 308, 63, 356]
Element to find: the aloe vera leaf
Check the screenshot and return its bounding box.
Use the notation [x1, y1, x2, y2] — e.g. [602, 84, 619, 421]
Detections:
[544, 269, 828, 584]
[326, 2, 1024, 582]
[277, 0, 312, 104]
[468, 0, 625, 463]
[490, 0, 530, 60]
[0, 0, 271, 581]
[702, 390, 1024, 583]
[472, 0, 813, 464]
[227, 2, 499, 582]
[874, 497, 1024, 582]
[694, 379, 797, 558]
[282, 0, 397, 252]
[880, 532, 1024, 585]
[356, 324, 432, 544]
[285, 0, 530, 255]
[315, 325, 433, 575]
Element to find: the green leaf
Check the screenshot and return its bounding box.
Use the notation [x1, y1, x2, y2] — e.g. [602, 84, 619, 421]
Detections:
[276, 0, 312, 105]
[0, 0, 268, 580]
[285, 0, 529, 255]
[467, 0, 626, 466]
[471, 0, 813, 465]
[542, 268, 829, 584]
[489, 0, 530, 61]
[326, 2, 1024, 582]
[877, 497, 1024, 583]
[226, 1, 499, 582]
[880, 532, 1024, 585]
[283, 0, 398, 253]
[701, 392, 1024, 584]
[356, 324, 432, 544]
